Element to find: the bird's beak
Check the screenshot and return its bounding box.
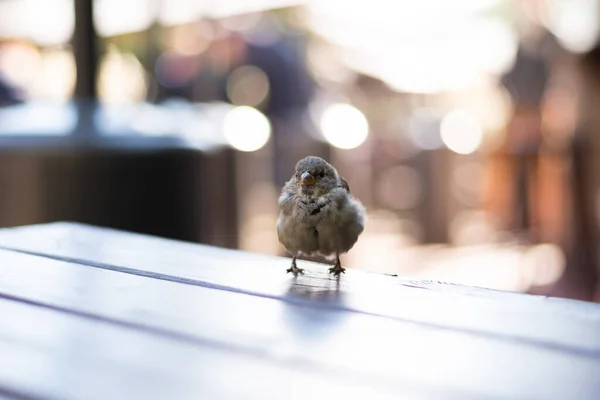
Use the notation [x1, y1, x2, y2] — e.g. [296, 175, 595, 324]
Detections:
[300, 171, 316, 186]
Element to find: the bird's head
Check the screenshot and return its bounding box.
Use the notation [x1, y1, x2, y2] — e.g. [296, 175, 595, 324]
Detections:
[293, 156, 339, 197]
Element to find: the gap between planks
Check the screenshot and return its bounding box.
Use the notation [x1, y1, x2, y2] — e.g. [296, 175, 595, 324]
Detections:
[0, 291, 481, 400]
[0, 245, 599, 361]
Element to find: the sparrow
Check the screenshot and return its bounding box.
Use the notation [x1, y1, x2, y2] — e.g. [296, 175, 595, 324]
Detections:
[276, 156, 366, 276]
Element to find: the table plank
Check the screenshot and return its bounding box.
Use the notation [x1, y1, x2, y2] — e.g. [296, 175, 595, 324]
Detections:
[0, 296, 412, 400]
[0, 222, 598, 356]
[0, 248, 597, 399]
[0, 390, 37, 400]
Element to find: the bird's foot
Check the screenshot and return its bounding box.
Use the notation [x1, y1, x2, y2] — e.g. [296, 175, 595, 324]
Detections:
[328, 265, 346, 276]
[286, 265, 304, 276]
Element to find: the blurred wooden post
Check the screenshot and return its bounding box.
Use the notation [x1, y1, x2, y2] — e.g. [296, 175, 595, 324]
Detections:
[72, 0, 99, 136]
[73, 0, 98, 100]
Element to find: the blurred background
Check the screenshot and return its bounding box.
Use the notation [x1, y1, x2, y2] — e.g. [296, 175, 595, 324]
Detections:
[1, 0, 600, 301]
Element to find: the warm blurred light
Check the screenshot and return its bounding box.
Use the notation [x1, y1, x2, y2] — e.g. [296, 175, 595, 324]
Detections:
[407, 108, 443, 150]
[223, 106, 271, 152]
[547, 0, 599, 53]
[542, 88, 578, 144]
[471, 18, 518, 75]
[239, 182, 280, 254]
[0, 0, 302, 42]
[452, 161, 483, 206]
[440, 110, 483, 155]
[98, 47, 147, 103]
[32, 49, 76, 101]
[226, 65, 270, 107]
[0, 43, 41, 92]
[94, 0, 155, 37]
[165, 24, 213, 56]
[220, 13, 263, 33]
[522, 244, 566, 287]
[455, 82, 513, 135]
[377, 166, 422, 210]
[158, 0, 203, 26]
[345, 211, 421, 270]
[306, 41, 354, 85]
[240, 214, 280, 254]
[0, 0, 74, 45]
[208, 0, 304, 19]
[450, 211, 495, 246]
[305, 0, 515, 93]
[96, 0, 307, 36]
[320, 103, 369, 149]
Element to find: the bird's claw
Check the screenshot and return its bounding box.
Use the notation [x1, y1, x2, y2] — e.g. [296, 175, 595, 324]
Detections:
[328, 265, 346, 276]
[286, 266, 304, 276]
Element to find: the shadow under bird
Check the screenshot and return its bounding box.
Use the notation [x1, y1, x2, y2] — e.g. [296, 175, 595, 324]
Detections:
[277, 156, 366, 276]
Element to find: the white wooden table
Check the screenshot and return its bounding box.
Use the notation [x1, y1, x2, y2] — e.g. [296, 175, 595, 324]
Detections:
[0, 222, 598, 399]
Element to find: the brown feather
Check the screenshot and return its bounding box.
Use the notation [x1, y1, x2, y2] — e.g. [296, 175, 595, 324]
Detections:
[340, 177, 350, 193]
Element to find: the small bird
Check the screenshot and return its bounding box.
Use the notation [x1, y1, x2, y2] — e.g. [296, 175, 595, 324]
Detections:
[277, 156, 365, 276]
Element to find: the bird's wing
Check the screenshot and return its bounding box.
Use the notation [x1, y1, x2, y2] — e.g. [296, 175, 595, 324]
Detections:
[278, 190, 297, 216]
[340, 177, 350, 193]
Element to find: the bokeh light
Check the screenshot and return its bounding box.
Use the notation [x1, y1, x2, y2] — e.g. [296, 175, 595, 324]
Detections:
[164, 24, 213, 55]
[154, 50, 199, 89]
[440, 110, 483, 155]
[319, 103, 369, 149]
[547, 0, 599, 53]
[223, 106, 271, 152]
[226, 65, 270, 107]
[407, 108, 443, 150]
[0, 0, 74, 45]
[305, 0, 516, 93]
[452, 161, 484, 207]
[98, 47, 147, 103]
[377, 166, 422, 210]
[450, 211, 495, 246]
[32, 49, 76, 100]
[522, 244, 567, 287]
[0, 42, 41, 92]
[94, 0, 154, 37]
